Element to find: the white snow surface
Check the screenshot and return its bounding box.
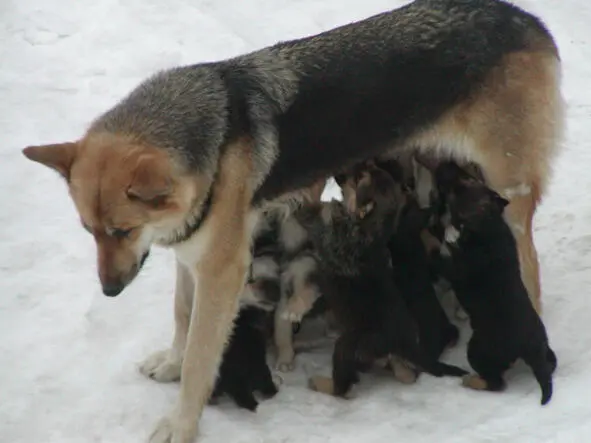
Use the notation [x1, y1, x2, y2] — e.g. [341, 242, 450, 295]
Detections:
[2, 0, 591, 442]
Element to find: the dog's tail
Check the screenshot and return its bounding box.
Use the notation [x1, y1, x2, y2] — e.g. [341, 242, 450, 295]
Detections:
[523, 346, 557, 406]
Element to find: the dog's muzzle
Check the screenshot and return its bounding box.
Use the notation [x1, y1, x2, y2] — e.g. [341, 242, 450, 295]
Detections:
[101, 250, 151, 297]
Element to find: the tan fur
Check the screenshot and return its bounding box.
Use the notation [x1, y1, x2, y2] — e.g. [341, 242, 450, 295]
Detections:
[462, 374, 490, 391]
[308, 376, 336, 396]
[390, 355, 418, 384]
[151, 140, 257, 443]
[408, 50, 563, 314]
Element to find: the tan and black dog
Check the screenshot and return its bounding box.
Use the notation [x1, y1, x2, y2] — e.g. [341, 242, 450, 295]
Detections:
[23, 1, 562, 441]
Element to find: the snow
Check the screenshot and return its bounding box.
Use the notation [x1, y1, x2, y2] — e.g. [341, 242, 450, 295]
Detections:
[1, 0, 590, 442]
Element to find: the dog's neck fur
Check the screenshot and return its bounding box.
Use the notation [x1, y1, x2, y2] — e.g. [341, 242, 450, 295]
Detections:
[156, 186, 214, 247]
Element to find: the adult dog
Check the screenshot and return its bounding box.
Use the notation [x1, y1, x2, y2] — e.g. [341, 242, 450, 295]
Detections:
[22, 0, 563, 441]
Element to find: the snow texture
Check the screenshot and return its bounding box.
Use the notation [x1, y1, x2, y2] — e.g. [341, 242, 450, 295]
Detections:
[1, 0, 590, 442]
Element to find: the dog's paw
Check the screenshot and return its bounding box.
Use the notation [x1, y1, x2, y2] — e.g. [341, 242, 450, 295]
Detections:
[391, 359, 418, 385]
[281, 296, 309, 323]
[308, 376, 335, 395]
[444, 225, 460, 244]
[275, 349, 295, 372]
[140, 349, 182, 383]
[461, 374, 488, 391]
[454, 305, 469, 322]
[148, 415, 198, 443]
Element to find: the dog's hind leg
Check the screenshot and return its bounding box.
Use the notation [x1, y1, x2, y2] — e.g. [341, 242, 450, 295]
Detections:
[309, 333, 360, 397]
[464, 335, 509, 394]
[140, 260, 193, 382]
[463, 51, 562, 314]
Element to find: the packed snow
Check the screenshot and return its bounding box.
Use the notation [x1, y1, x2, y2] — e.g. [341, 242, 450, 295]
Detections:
[2, 0, 591, 442]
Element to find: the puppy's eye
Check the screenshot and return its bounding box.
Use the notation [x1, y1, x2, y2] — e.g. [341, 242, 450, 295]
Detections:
[105, 227, 133, 239]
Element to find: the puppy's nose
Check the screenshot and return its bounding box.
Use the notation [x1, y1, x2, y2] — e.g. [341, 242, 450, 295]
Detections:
[102, 282, 124, 297]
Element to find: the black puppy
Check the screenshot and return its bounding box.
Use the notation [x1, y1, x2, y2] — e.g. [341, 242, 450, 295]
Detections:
[429, 161, 557, 405]
[376, 160, 459, 363]
[304, 164, 467, 397]
[210, 306, 278, 411]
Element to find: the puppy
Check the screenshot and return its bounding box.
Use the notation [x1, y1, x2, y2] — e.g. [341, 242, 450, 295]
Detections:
[273, 179, 329, 372]
[211, 306, 278, 411]
[302, 165, 467, 397]
[375, 159, 460, 362]
[428, 161, 557, 405]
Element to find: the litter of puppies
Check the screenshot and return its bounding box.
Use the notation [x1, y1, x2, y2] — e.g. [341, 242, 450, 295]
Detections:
[215, 155, 557, 410]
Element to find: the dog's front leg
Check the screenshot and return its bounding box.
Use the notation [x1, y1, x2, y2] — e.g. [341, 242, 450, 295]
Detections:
[140, 260, 194, 382]
[274, 293, 296, 372]
[149, 142, 256, 443]
[150, 259, 247, 443]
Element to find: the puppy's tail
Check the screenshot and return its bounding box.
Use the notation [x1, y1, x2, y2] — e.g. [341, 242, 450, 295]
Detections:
[523, 346, 557, 406]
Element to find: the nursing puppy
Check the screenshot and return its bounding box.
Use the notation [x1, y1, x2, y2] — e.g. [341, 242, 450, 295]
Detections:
[22, 1, 562, 440]
[302, 165, 467, 397]
[428, 161, 557, 405]
[376, 160, 460, 362]
[210, 306, 278, 412]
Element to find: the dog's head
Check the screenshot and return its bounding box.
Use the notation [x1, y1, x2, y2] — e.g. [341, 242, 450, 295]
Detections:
[435, 164, 509, 236]
[22, 133, 210, 296]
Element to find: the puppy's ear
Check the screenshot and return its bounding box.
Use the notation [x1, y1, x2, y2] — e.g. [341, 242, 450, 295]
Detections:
[22, 142, 78, 180]
[491, 191, 510, 210]
[127, 154, 172, 206]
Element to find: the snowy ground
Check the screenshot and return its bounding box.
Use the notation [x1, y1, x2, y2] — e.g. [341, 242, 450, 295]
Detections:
[2, 0, 591, 442]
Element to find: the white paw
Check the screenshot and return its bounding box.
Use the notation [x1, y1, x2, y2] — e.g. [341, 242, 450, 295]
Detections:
[281, 296, 310, 323]
[444, 225, 460, 244]
[455, 306, 469, 321]
[281, 310, 303, 323]
[276, 351, 295, 372]
[140, 349, 182, 383]
[149, 416, 174, 443]
[148, 415, 197, 443]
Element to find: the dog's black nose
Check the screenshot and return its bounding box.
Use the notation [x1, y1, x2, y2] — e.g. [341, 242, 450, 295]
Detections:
[102, 283, 124, 297]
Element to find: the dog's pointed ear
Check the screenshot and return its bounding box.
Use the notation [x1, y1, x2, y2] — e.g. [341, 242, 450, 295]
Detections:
[127, 154, 172, 206]
[22, 142, 78, 180]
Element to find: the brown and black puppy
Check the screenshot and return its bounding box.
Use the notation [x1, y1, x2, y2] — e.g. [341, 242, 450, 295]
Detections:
[375, 159, 460, 363]
[210, 306, 278, 411]
[304, 164, 467, 397]
[428, 161, 557, 405]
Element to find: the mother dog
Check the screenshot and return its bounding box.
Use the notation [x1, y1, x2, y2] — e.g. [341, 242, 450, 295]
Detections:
[23, 0, 563, 442]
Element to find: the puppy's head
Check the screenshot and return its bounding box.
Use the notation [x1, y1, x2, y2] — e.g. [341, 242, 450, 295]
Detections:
[23, 133, 209, 296]
[434, 161, 508, 234]
[445, 183, 509, 235]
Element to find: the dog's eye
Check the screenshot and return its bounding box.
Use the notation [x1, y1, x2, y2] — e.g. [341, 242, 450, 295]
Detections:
[106, 227, 133, 239]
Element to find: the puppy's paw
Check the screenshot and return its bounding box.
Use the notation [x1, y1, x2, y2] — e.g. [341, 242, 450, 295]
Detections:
[392, 359, 418, 385]
[462, 374, 488, 391]
[281, 296, 310, 323]
[140, 349, 182, 383]
[308, 376, 335, 395]
[444, 225, 460, 244]
[454, 305, 469, 322]
[148, 414, 197, 443]
[275, 358, 295, 373]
